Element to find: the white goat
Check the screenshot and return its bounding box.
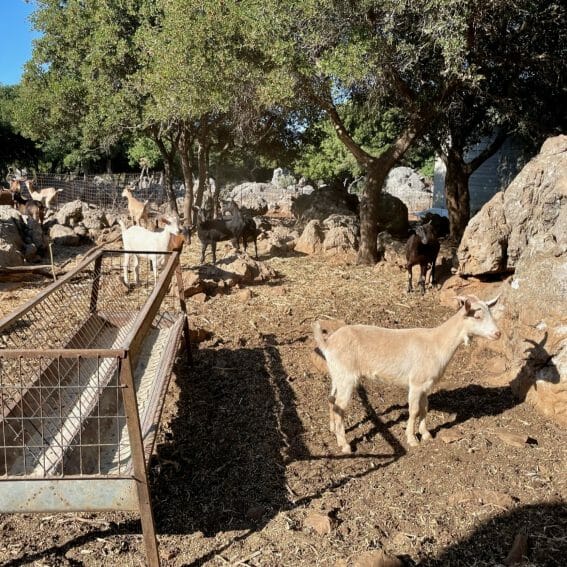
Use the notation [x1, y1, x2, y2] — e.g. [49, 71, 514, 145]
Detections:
[313, 295, 501, 453]
[122, 186, 149, 227]
[119, 216, 181, 285]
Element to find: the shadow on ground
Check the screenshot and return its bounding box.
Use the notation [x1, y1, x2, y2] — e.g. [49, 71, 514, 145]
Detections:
[421, 502, 567, 566]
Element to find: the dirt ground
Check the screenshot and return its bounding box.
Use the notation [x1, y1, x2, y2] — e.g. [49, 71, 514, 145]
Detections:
[0, 235, 565, 567]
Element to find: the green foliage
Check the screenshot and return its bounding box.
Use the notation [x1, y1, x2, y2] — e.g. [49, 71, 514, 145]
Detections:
[0, 86, 40, 177]
[126, 136, 162, 170]
[294, 102, 435, 182]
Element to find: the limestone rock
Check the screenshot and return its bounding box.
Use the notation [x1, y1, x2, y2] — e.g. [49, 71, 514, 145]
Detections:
[322, 225, 358, 257]
[295, 220, 324, 255]
[49, 224, 80, 246]
[0, 207, 24, 266]
[56, 200, 84, 226]
[458, 134, 567, 276]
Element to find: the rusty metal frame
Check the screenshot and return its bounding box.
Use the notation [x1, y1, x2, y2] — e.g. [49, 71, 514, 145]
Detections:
[0, 248, 191, 567]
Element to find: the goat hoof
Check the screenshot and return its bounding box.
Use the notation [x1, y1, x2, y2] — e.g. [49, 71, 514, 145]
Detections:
[420, 431, 432, 442]
[340, 444, 352, 455]
[407, 436, 420, 447]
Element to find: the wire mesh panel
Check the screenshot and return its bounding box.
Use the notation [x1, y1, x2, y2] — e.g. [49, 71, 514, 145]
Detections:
[0, 249, 189, 565]
[0, 250, 189, 565]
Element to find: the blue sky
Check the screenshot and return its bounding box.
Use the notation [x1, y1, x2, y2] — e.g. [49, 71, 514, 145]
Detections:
[0, 1, 40, 86]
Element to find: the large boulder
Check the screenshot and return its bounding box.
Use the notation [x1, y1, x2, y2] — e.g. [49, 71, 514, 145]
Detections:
[0, 207, 24, 266]
[291, 185, 359, 222]
[384, 166, 433, 212]
[56, 200, 84, 226]
[322, 225, 358, 258]
[457, 135, 567, 426]
[458, 135, 567, 276]
[229, 182, 283, 215]
[50, 224, 81, 246]
[498, 250, 567, 426]
[295, 220, 324, 255]
[81, 205, 109, 230]
[375, 192, 409, 236]
[257, 224, 299, 257]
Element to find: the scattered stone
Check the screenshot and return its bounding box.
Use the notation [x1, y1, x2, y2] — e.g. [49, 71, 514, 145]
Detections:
[183, 272, 205, 297]
[234, 288, 253, 302]
[353, 549, 404, 567]
[438, 429, 463, 444]
[304, 512, 334, 536]
[493, 429, 533, 448]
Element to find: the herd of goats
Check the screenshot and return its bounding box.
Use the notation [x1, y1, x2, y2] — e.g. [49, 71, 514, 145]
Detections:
[114, 180, 502, 455]
[1, 177, 502, 454]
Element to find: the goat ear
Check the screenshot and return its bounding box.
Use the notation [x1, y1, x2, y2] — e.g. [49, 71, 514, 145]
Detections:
[456, 296, 472, 313]
[485, 295, 500, 308]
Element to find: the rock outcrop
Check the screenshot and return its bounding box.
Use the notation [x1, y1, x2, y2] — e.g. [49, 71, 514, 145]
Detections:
[456, 135, 567, 426]
[458, 135, 566, 276]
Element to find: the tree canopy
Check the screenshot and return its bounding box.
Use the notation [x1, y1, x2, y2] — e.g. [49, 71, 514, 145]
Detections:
[3, 0, 564, 250]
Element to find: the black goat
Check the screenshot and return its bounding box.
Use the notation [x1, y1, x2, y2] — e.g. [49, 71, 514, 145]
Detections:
[193, 206, 234, 264]
[405, 221, 440, 294]
[12, 191, 46, 225]
[223, 200, 259, 259]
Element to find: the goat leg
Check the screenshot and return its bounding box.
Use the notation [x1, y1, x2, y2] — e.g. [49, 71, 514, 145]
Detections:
[429, 261, 437, 287]
[417, 391, 432, 441]
[419, 264, 427, 295]
[407, 267, 413, 293]
[406, 388, 421, 447]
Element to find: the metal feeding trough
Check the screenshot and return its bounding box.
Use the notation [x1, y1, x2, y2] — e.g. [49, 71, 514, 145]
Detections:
[0, 248, 191, 566]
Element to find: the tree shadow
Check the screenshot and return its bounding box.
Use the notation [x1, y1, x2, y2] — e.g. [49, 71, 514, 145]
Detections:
[421, 502, 567, 566]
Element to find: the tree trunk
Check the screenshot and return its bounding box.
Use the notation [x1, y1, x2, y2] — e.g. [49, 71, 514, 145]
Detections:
[178, 129, 195, 229]
[357, 161, 390, 264]
[321, 97, 429, 265]
[153, 133, 179, 216]
[444, 152, 471, 243]
[162, 155, 179, 216]
[194, 117, 210, 209]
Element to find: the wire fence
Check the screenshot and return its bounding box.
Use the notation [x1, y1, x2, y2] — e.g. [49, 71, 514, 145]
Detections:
[22, 173, 187, 214]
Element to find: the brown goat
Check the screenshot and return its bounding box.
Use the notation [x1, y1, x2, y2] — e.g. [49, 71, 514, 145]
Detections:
[12, 192, 45, 224]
